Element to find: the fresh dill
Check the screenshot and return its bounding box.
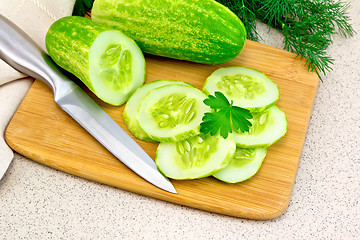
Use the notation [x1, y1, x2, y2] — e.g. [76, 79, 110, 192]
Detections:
[216, 0, 355, 79]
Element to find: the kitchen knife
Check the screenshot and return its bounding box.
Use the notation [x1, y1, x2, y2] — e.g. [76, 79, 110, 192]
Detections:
[0, 14, 177, 194]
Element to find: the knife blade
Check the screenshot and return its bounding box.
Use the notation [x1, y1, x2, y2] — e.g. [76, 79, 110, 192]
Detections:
[0, 14, 176, 194]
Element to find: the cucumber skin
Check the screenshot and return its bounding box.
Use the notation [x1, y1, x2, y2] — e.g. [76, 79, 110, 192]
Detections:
[92, 0, 246, 64]
[45, 16, 108, 92]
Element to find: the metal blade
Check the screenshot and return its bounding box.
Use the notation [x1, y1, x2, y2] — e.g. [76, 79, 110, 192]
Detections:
[56, 85, 177, 194]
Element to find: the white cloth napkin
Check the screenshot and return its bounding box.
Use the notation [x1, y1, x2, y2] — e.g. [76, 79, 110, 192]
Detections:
[0, 0, 76, 178]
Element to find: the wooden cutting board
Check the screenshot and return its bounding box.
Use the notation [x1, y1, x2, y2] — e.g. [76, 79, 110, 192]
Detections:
[5, 40, 319, 220]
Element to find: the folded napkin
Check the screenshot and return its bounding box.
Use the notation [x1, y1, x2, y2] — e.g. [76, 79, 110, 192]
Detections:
[0, 0, 76, 178]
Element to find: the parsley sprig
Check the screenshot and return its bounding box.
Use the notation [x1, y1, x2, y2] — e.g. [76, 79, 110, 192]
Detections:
[200, 92, 253, 139]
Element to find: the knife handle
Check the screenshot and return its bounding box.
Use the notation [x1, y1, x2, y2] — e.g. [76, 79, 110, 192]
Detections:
[0, 14, 74, 97]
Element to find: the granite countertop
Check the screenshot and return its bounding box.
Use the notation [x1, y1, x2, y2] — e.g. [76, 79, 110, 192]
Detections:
[0, 2, 359, 240]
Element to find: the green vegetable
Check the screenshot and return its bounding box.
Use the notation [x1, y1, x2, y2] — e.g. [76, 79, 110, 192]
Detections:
[213, 147, 267, 183]
[137, 84, 210, 142]
[72, 0, 354, 77]
[200, 91, 253, 139]
[233, 105, 287, 148]
[123, 80, 192, 142]
[91, 0, 247, 64]
[216, 0, 355, 78]
[156, 133, 236, 180]
[202, 66, 279, 112]
[46, 16, 145, 106]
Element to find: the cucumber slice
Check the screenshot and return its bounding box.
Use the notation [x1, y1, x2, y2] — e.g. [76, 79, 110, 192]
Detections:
[233, 105, 288, 148]
[156, 134, 236, 180]
[203, 67, 279, 112]
[213, 147, 267, 183]
[123, 80, 192, 142]
[89, 30, 146, 105]
[137, 84, 210, 142]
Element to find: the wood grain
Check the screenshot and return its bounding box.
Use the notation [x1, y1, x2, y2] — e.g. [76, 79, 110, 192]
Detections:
[5, 40, 319, 220]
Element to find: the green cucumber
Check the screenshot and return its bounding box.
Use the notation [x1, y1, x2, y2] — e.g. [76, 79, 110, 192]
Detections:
[45, 16, 145, 106]
[233, 105, 288, 148]
[203, 67, 280, 112]
[137, 84, 210, 142]
[123, 80, 192, 142]
[213, 147, 267, 183]
[156, 134, 236, 180]
[92, 0, 246, 64]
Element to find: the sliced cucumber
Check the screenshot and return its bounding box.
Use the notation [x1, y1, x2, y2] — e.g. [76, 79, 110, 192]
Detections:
[123, 80, 191, 142]
[137, 84, 210, 142]
[89, 30, 146, 105]
[203, 67, 279, 112]
[156, 134, 236, 180]
[213, 147, 267, 183]
[46, 17, 145, 106]
[233, 105, 287, 148]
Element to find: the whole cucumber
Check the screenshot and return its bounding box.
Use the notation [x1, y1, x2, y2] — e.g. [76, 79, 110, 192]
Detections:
[92, 0, 246, 64]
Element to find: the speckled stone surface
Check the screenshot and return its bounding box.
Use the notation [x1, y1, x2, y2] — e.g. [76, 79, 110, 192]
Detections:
[1, 2, 359, 239]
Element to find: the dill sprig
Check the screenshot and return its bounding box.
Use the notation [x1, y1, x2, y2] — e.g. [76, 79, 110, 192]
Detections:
[217, 0, 261, 41]
[217, 0, 355, 79]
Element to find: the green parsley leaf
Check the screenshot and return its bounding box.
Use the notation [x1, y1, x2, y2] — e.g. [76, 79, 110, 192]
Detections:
[72, 0, 95, 16]
[200, 91, 253, 139]
[203, 91, 230, 109]
[231, 105, 253, 132]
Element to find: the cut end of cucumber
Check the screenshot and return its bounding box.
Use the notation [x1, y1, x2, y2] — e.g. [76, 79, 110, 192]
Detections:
[213, 147, 267, 183]
[156, 134, 236, 180]
[89, 30, 145, 106]
[137, 84, 210, 142]
[203, 67, 279, 112]
[99, 44, 133, 91]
